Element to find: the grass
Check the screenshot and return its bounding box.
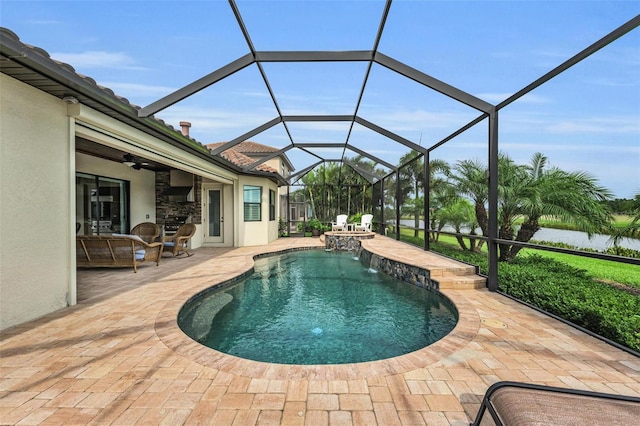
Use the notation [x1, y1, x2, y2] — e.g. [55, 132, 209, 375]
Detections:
[513, 214, 635, 232]
[395, 228, 640, 288]
[518, 250, 640, 289]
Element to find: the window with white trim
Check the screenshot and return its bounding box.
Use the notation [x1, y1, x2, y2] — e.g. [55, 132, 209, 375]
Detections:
[244, 185, 262, 221]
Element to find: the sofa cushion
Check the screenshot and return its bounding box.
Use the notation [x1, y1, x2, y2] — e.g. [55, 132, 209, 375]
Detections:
[112, 233, 144, 242]
[135, 249, 146, 261]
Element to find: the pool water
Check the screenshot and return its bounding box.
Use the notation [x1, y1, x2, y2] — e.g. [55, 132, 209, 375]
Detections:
[178, 250, 458, 365]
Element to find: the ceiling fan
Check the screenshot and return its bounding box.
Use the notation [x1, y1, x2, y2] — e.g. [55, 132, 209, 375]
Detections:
[122, 153, 149, 170]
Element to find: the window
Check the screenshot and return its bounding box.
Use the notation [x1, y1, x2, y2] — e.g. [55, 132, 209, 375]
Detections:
[244, 185, 262, 221]
[269, 189, 276, 221]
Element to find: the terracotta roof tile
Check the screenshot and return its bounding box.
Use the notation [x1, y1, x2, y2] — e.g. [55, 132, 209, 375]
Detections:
[206, 141, 279, 154]
[206, 141, 281, 174]
[219, 149, 278, 174]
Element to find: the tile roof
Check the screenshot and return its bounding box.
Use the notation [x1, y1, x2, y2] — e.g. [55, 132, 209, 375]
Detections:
[217, 148, 278, 174]
[206, 141, 280, 173]
[207, 141, 279, 154]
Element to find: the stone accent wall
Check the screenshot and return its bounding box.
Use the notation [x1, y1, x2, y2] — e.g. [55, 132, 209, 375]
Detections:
[324, 233, 375, 251]
[358, 247, 438, 292]
[155, 171, 202, 226]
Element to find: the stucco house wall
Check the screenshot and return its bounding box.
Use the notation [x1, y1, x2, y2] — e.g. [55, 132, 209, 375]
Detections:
[1, 74, 74, 330]
[236, 176, 280, 247]
[1, 67, 283, 330]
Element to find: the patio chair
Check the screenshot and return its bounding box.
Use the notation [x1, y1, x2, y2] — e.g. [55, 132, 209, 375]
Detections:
[162, 223, 196, 257]
[331, 214, 348, 231]
[471, 381, 640, 426]
[354, 214, 373, 232]
[131, 221, 161, 244]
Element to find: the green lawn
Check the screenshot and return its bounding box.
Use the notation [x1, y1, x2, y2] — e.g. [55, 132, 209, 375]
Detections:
[395, 229, 640, 288]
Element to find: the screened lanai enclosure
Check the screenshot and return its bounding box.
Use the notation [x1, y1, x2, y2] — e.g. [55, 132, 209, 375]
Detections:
[130, 1, 640, 291]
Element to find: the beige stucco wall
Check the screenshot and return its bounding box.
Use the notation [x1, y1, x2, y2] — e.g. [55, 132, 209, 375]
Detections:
[236, 176, 280, 246]
[0, 74, 73, 330]
[75, 153, 156, 229]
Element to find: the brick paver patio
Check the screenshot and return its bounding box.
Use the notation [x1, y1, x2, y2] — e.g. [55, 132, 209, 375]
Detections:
[1, 236, 638, 425]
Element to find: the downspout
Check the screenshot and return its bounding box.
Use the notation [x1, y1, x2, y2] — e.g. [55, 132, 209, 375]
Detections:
[67, 102, 79, 306]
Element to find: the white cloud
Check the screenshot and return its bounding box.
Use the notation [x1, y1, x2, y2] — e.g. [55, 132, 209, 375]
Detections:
[546, 117, 640, 134]
[100, 82, 177, 97]
[27, 19, 63, 25]
[476, 92, 551, 104]
[499, 141, 639, 154]
[50, 51, 147, 71]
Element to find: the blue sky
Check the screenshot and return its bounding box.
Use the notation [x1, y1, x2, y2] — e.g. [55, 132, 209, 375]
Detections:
[2, 0, 639, 198]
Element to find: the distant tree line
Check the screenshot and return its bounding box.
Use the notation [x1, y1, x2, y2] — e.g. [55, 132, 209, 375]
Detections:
[603, 196, 640, 215]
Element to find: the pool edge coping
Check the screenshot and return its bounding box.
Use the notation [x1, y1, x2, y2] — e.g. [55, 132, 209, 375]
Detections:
[154, 244, 482, 380]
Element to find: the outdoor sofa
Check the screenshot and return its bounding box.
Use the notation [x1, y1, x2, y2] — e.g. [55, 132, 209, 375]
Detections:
[76, 234, 163, 272]
[471, 381, 640, 425]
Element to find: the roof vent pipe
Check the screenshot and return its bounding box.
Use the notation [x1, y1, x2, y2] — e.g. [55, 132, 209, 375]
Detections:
[179, 121, 191, 137]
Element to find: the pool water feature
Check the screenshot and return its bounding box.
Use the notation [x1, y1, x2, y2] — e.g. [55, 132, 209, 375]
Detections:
[178, 250, 458, 365]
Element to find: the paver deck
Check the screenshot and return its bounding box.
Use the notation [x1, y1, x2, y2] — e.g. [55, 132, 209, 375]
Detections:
[1, 235, 638, 425]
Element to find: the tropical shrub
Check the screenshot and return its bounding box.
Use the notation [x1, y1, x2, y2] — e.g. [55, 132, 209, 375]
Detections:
[430, 242, 639, 352]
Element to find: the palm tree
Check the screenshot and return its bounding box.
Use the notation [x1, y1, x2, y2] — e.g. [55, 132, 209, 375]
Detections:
[609, 192, 640, 252]
[504, 152, 613, 261]
[398, 151, 424, 237]
[438, 198, 477, 251]
[451, 152, 613, 262]
[450, 158, 489, 237]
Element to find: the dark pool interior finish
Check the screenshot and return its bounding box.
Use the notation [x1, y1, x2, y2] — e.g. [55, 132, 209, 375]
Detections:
[178, 250, 458, 365]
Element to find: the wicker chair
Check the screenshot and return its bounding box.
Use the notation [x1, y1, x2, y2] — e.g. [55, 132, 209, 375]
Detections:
[131, 222, 161, 244]
[162, 223, 196, 257]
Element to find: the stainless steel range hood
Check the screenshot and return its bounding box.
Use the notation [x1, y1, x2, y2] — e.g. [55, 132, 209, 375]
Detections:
[165, 186, 194, 202]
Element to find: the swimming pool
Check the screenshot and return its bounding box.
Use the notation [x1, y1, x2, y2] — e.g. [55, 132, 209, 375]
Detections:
[178, 249, 458, 364]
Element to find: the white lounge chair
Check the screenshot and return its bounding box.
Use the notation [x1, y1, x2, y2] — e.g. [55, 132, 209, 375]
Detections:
[331, 214, 348, 231]
[355, 214, 373, 232]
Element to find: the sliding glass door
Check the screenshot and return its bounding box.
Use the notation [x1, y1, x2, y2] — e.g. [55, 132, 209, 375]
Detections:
[76, 173, 129, 235]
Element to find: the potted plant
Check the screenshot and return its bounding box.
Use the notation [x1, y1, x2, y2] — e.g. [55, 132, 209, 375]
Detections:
[307, 218, 324, 236]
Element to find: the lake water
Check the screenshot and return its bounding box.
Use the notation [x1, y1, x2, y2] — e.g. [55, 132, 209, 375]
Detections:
[398, 220, 640, 251]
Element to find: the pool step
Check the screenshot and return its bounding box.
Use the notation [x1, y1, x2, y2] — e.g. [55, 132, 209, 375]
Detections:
[360, 237, 487, 290]
[432, 273, 486, 290]
[427, 262, 486, 289]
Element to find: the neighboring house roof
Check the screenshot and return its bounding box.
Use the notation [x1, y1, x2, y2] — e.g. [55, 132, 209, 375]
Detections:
[210, 141, 279, 154]
[207, 141, 295, 173]
[0, 27, 286, 184]
[214, 146, 279, 174]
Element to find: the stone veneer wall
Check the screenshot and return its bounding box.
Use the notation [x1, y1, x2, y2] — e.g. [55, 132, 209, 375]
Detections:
[324, 233, 375, 251]
[358, 246, 438, 292]
[155, 171, 202, 226]
[324, 233, 438, 292]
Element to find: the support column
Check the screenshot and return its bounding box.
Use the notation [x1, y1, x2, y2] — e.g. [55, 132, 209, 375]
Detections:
[488, 108, 499, 291]
[395, 171, 401, 241]
[424, 152, 430, 252]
